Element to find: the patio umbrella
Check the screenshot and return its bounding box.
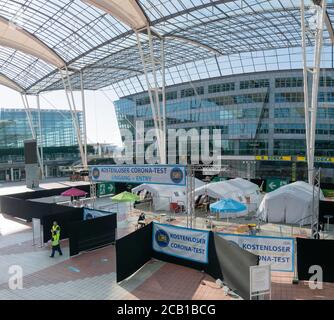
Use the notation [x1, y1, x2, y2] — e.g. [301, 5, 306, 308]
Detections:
[210, 198, 247, 219]
[61, 188, 88, 197]
[111, 191, 140, 226]
[111, 191, 140, 202]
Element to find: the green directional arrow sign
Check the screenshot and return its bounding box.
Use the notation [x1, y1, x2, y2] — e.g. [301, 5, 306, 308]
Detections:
[97, 182, 115, 197]
[266, 178, 288, 192]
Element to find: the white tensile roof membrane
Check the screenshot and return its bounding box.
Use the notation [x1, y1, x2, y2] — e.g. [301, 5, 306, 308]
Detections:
[0, 73, 23, 92]
[83, 0, 147, 30]
[0, 16, 65, 70]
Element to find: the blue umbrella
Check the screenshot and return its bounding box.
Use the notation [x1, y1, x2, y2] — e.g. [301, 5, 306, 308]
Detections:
[210, 198, 247, 219]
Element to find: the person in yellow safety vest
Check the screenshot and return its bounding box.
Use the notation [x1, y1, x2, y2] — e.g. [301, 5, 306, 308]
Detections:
[50, 221, 63, 258]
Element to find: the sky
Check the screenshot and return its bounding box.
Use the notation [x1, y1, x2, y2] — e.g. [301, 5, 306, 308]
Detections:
[0, 85, 122, 146]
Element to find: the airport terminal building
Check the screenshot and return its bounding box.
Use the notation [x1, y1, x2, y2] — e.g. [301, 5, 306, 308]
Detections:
[0, 108, 83, 181]
[115, 69, 334, 182]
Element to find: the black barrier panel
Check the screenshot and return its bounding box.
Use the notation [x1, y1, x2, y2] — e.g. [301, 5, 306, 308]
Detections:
[319, 200, 334, 225]
[115, 224, 259, 299]
[42, 206, 84, 243]
[250, 179, 266, 190]
[213, 233, 259, 300]
[297, 238, 334, 283]
[206, 232, 224, 280]
[114, 182, 140, 194]
[0, 194, 84, 239]
[116, 223, 153, 282]
[68, 213, 117, 256]
[0, 195, 60, 221]
[11, 184, 90, 200]
[320, 183, 334, 190]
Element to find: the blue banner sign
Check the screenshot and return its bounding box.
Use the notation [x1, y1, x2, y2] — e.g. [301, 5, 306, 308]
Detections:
[152, 223, 209, 264]
[218, 233, 294, 272]
[90, 165, 186, 186]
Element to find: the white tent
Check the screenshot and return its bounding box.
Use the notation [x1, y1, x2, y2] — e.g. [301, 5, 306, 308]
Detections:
[257, 181, 325, 225]
[194, 178, 262, 208]
[132, 178, 205, 211]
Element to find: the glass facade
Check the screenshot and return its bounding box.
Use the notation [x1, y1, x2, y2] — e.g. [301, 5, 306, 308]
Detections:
[114, 69, 334, 160]
[0, 108, 83, 163]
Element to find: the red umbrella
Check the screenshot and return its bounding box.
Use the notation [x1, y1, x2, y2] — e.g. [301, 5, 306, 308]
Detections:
[61, 188, 87, 197]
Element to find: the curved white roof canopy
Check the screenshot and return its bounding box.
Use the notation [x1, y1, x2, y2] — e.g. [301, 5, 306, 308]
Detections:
[83, 0, 147, 30]
[0, 16, 65, 69]
[0, 73, 24, 92]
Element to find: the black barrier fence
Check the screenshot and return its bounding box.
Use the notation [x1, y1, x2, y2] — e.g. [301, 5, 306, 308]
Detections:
[116, 222, 258, 300]
[297, 238, 334, 283]
[42, 207, 84, 243]
[10, 184, 91, 200]
[68, 213, 117, 256]
[319, 200, 334, 225]
[116, 223, 153, 283]
[0, 185, 91, 243]
[0, 195, 51, 221]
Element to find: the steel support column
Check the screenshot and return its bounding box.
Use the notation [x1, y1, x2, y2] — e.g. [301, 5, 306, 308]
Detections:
[135, 27, 166, 164]
[301, 0, 327, 183]
[80, 71, 88, 169]
[59, 68, 86, 167]
[36, 94, 44, 179]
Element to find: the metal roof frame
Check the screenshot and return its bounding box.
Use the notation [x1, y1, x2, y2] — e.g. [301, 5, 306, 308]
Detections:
[0, 0, 332, 96]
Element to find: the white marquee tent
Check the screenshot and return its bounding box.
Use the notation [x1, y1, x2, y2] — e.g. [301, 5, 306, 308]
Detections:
[256, 181, 325, 225]
[132, 178, 205, 211]
[194, 178, 262, 208]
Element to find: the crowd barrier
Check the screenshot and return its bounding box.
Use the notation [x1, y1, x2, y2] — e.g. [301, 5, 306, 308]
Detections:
[68, 213, 117, 256]
[116, 223, 153, 283]
[116, 222, 259, 300]
[319, 200, 334, 224]
[297, 238, 334, 283]
[0, 185, 90, 243]
[42, 208, 84, 243]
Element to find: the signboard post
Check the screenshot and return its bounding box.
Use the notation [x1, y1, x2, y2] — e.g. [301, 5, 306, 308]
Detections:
[266, 178, 288, 192]
[250, 265, 271, 300]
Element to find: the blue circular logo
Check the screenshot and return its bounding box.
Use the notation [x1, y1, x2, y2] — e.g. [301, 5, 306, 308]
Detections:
[155, 229, 170, 248]
[170, 167, 184, 184]
[92, 167, 100, 179]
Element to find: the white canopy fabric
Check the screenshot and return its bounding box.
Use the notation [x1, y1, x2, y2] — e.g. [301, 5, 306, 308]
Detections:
[0, 16, 65, 69]
[257, 181, 325, 225]
[194, 178, 261, 207]
[0, 73, 24, 92]
[83, 0, 147, 30]
[132, 178, 205, 211]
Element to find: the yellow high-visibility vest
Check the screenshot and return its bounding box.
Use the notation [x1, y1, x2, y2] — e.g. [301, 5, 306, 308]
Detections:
[51, 226, 60, 246]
